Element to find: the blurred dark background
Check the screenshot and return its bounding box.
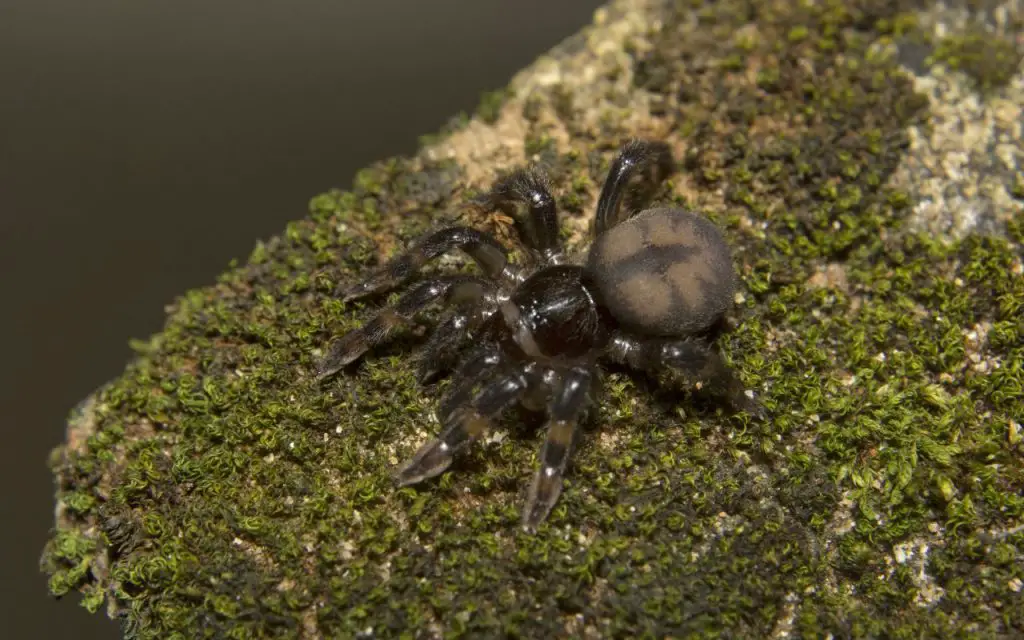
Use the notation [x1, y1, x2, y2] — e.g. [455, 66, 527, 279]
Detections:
[0, 1, 604, 637]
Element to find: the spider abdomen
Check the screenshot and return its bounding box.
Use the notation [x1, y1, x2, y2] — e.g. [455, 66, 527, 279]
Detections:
[586, 207, 736, 337]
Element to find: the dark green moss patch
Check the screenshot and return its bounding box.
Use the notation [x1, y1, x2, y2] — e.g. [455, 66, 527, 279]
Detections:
[41, 0, 1024, 638]
[475, 88, 511, 125]
[928, 25, 1023, 92]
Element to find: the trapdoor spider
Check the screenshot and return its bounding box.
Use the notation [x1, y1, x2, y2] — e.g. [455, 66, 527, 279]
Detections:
[317, 140, 760, 529]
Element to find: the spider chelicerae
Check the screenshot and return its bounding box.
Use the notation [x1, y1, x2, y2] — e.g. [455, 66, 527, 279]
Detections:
[316, 140, 762, 529]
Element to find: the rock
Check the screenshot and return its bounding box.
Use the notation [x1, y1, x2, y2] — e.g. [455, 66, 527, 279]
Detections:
[41, 0, 1024, 637]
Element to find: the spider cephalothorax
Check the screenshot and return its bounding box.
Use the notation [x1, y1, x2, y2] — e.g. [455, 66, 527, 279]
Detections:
[317, 140, 761, 529]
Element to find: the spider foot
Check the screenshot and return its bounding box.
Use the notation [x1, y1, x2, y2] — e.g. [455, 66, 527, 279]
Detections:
[394, 407, 496, 486]
[733, 388, 767, 421]
[415, 360, 442, 385]
[316, 331, 371, 380]
[416, 356, 457, 386]
[394, 438, 456, 486]
[523, 467, 564, 530]
[521, 369, 591, 530]
[339, 280, 380, 303]
[316, 313, 398, 380]
[336, 263, 399, 303]
[721, 373, 766, 421]
[338, 226, 512, 302]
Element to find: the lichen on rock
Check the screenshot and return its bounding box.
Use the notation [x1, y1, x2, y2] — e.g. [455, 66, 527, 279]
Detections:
[891, 0, 1024, 239]
[41, 0, 1024, 638]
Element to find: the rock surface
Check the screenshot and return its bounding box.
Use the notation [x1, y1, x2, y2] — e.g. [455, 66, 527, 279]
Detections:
[42, 0, 1023, 637]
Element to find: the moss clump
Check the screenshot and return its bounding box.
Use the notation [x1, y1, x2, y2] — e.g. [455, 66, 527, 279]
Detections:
[928, 26, 1023, 92]
[475, 88, 511, 125]
[1012, 172, 1024, 201]
[41, 0, 1024, 637]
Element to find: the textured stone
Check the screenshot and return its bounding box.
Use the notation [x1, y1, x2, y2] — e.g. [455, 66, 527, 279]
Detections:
[41, 1, 1024, 638]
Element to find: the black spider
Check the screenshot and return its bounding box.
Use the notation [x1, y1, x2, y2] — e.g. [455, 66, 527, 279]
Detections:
[316, 140, 762, 529]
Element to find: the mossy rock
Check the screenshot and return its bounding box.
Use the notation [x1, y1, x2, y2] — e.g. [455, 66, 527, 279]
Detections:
[42, 0, 1024, 637]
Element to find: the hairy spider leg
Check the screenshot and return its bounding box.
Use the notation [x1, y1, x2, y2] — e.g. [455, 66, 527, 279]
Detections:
[523, 366, 594, 529]
[317, 275, 495, 379]
[340, 226, 518, 302]
[605, 333, 763, 417]
[394, 368, 530, 486]
[435, 344, 504, 421]
[476, 169, 563, 264]
[415, 303, 496, 383]
[593, 139, 675, 236]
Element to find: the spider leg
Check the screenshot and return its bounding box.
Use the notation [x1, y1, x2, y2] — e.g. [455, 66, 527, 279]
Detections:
[476, 169, 563, 264]
[340, 226, 518, 302]
[316, 275, 495, 379]
[415, 304, 493, 384]
[594, 139, 675, 235]
[394, 365, 529, 486]
[605, 333, 763, 417]
[523, 366, 593, 529]
[435, 344, 503, 421]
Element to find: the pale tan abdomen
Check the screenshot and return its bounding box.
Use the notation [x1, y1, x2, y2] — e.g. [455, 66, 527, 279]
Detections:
[586, 207, 736, 336]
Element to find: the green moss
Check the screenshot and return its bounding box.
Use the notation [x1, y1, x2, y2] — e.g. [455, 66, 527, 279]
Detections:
[524, 131, 555, 157]
[1012, 172, 1024, 200]
[475, 88, 510, 124]
[42, 529, 97, 598]
[41, 0, 1024, 638]
[928, 26, 1023, 92]
[875, 12, 918, 38]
